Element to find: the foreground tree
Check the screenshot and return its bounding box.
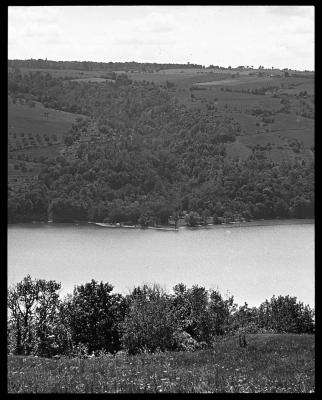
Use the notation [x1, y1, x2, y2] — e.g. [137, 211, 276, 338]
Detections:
[120, 284, 178, 354]
[257, 295, 315, 333]
[172, 284, 236, 344]
[64, 280, 126, 354]
[7, 275, 61, 356]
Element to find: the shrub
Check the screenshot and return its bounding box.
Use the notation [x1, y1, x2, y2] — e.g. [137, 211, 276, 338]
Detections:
[172, 330, 202, 351]
[120, 285, 178, 354]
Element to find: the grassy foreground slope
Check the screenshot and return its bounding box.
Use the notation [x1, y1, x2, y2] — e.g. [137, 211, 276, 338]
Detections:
[8, 334, 314, 393]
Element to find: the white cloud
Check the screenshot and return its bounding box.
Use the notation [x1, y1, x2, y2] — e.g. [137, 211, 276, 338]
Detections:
[138, 11, 176, 33]
[9, 6, 64, 51]
[115, 38, 172, 46]
[8, 6, 314, 70]
[267, 5, 313, 17]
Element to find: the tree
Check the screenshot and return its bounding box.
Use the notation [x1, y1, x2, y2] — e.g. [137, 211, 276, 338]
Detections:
[208, 290, 236, 336]
[66, 280, 125, 354]
[201, 209, 211, 225]
[257, 295, 314, 333]
[154, 203, 173, 225]
[7, 275, 61, 356]
[120, 284, 178, 354]
[166, 80, 175, 89]
[289, 196, 314, 219]
[48, 198, 87, 222]
[185, 211, 200, 227]
[184, 285, 211, 343]
[172, 285, 236, 344]
[273, 198, 289, 218]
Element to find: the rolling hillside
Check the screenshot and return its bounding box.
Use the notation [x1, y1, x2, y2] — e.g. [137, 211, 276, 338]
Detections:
[7, 61, 314, 224]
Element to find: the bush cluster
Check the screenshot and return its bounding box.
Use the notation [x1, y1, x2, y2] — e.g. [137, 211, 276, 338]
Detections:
[7, 276, 315, 358]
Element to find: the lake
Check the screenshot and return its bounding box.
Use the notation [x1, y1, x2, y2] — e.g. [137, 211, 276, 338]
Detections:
[7, 221, 314, 307]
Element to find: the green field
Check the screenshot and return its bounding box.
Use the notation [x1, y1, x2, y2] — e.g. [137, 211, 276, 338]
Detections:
[159, 69, 314, 153]
[195, 88, 282, 111]
[182, 73, 314, 160]
[71, 77, 115, 83]
[8, 100, 81, 139]
[7, 334, 314, 393]
[8, 99, 84, 184]
[195, 75, 276, 87]
[129, 73, 232, 90]
[8, 100, 82, 154]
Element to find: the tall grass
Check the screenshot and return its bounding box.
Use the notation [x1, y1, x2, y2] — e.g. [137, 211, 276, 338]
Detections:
[8, 334, 314, 393]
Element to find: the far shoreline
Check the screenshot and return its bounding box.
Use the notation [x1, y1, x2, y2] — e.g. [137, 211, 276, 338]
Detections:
[8, 218, 315, 230]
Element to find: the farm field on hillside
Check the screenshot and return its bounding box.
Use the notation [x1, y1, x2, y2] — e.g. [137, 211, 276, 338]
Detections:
[229, 113, 261, 135]
[273, 128, 314, 149]
[270, 115, 314, 147]
[8, 99, 84, 181]
[71, 77, 115, 83]
[194, 75, 313, 90]
[8, 334, 314, 393]
[195, 89, 282, 111]
[185, 74, 314, 157]
[157, 68, 241, 74]
[8, 159, 42, 176]
[10, 144, 65, 161]
[8, 100, 82, 139]
[195, 76, 276, 87]
[128, 71, 232, 87]
[278, 82, 314, 95]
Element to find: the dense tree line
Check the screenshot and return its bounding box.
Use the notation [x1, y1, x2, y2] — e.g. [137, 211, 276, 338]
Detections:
[8, 70, 314, 224]
[8, 59, 202, 73]
[7, 276, 315, 357]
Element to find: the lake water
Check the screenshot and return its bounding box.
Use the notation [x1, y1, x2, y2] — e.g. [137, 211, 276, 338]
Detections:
[7, 221, 315, 307]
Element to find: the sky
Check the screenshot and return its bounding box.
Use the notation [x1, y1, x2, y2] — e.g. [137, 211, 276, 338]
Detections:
[8, 5, 315, 70]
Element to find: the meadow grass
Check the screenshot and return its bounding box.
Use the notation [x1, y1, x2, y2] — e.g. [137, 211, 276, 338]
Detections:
[8, 101, 81, 139]
[8, 334, 314, 393]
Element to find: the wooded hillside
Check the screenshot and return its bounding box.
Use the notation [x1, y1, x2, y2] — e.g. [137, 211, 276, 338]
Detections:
[8, 63, 314, 224]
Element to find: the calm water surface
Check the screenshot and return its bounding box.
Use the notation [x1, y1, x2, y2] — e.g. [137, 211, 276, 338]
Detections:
[8, 222, 314, 307]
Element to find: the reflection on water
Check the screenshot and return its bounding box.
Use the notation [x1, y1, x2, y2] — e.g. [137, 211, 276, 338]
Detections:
[8, 222, 314, 307]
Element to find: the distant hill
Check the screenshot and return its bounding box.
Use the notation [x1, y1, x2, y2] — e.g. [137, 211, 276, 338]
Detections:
[7, 62, 314, 224]
[8, 59, 203, 73]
